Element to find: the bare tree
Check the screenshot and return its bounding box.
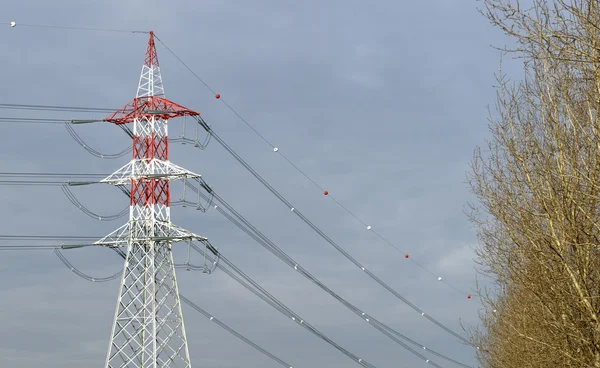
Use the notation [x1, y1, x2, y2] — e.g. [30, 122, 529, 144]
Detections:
[468, 1, 600, 367]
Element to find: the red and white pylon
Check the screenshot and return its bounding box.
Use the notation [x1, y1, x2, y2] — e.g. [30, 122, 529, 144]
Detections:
[95, 31, 205, 368]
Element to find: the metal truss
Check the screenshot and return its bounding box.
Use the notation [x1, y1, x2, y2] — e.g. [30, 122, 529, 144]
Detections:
[99, 31, 203, 368]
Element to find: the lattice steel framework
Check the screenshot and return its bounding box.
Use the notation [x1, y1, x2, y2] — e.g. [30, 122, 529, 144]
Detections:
[96, 31, 204, 368]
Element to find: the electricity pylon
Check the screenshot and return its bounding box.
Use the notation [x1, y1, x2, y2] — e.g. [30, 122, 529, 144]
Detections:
[94, 31, 204, 368]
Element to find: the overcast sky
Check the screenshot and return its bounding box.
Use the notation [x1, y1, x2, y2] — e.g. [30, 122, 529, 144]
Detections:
[0, 1, 518, 367]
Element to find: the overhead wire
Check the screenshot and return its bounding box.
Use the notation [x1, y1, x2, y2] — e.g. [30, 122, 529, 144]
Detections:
[122, 247, 375, 367]
[2, 26, 470, 365]
[0, 175, 469, 365]
[0, 117, 73, 124]
[61, 184, 129, 221]
[0, 103, 113, 113]
[0, 166, 471, 345]
[191, 119, 472, 344]
[151, 36, 470, 297]
[0, 244, 64, 250]
[0, 103, 473, 298]
[179, 294, 294, 368]
[0, 235, 99, 241]
[54, 248, 121, 282]
[0, 186, 465, 364]
[185, 242, 378, 368]
[0, 48, 470, 299]
[3, 238, 395, 366]
[5, 21, 148, 34]
[182, 178, 472, 366]
[64, 123, 131, 159]
[102, 172, 472, 359]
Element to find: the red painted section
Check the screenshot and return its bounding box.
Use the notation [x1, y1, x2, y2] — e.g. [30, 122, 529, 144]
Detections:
[104, 96, 199, 125]
[128, 119, 172, 207]
[144, 31, 159, 67]
[116, 33, 190, 209]
[130, 178, 170, 207]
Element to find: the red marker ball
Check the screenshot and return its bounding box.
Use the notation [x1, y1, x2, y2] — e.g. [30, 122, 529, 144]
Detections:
[323, 190, 329, 195]
[404, 254, 409, 258]
[467, 295, 471, 299]
[215, 93, 221, 99]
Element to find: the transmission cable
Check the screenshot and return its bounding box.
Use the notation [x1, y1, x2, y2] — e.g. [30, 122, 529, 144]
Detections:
[61, 184, 128, 221]
[192, 118, 471, 344]
[5, 21, 148, 34]
[64, 123, 131, 159]
[0, 244, 64, 250]
[54, 248, 121, 282]
[113, 246, 375, 367]
[151, 36, 469, 297]
[0, 171, 471, 345]
[179, 294, 294, 368]
[0, 103, 113, 113]
[184, 242, 378, 368]
[182, 178, 471, 367]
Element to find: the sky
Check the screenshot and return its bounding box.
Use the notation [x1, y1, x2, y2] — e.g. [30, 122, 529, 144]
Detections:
[0, 1, 520, 367]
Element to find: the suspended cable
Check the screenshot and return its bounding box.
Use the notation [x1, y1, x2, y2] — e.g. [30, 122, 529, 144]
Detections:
[186, 242, 378, 368]
[0, 117, 70, 124]
[0, 170, 471, 344]
[64, 123, 131, 159]
[0, 172, 106, 177]
[0, 180, 65, 186]
[5, 21, 148, 34]
[192, 119, 471, 344]
[0, 208, 463, 362]
[0, 243, 95, 251]
[0, 244, 62, 250]
[0, 103, 113, 113]
[0, 174, 211, 215]
[54, 249, 121, 282]
[183, 178, 471, 366]
[151, 37, 470, 297]
[179, 294, 294, 368]
[0, 235, 99, 240]
[61, 184, 128, 221]
[64, 120, 211, 158]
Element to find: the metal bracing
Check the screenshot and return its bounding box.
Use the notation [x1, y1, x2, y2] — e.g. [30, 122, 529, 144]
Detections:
[100, 31, 203, 368]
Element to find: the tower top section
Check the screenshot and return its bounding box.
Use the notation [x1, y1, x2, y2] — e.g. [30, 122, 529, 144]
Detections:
[103, 30, 199, 125]
[144, 31, 159, 68]
[137, 30, 164, 98]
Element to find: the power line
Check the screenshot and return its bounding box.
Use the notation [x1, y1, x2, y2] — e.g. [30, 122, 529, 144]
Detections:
[0, 175, 474, 364]
[153, 36, 471, 297]
[185, 243, 379, 368]
[179, 295, 295, 368]
[0, 101, 472, 297]
[0, 171, 473, 344]
[0, 103, 113, 113]
[193, 122, 473, 344]
[3, 236, 378, 367]
[185, 180, 473, 365]
[5, 21, 148, 34]
[0, 244, 64, 250]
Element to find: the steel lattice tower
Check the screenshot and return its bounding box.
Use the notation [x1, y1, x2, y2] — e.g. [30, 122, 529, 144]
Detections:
[94, 31, 205, 368]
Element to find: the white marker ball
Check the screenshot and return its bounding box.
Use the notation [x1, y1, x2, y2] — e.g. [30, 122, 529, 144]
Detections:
[366, 225, 372, 230]
[273, 147, 279, 152]
[10, 21, 16, 27]
[437, 276, 442, 281]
